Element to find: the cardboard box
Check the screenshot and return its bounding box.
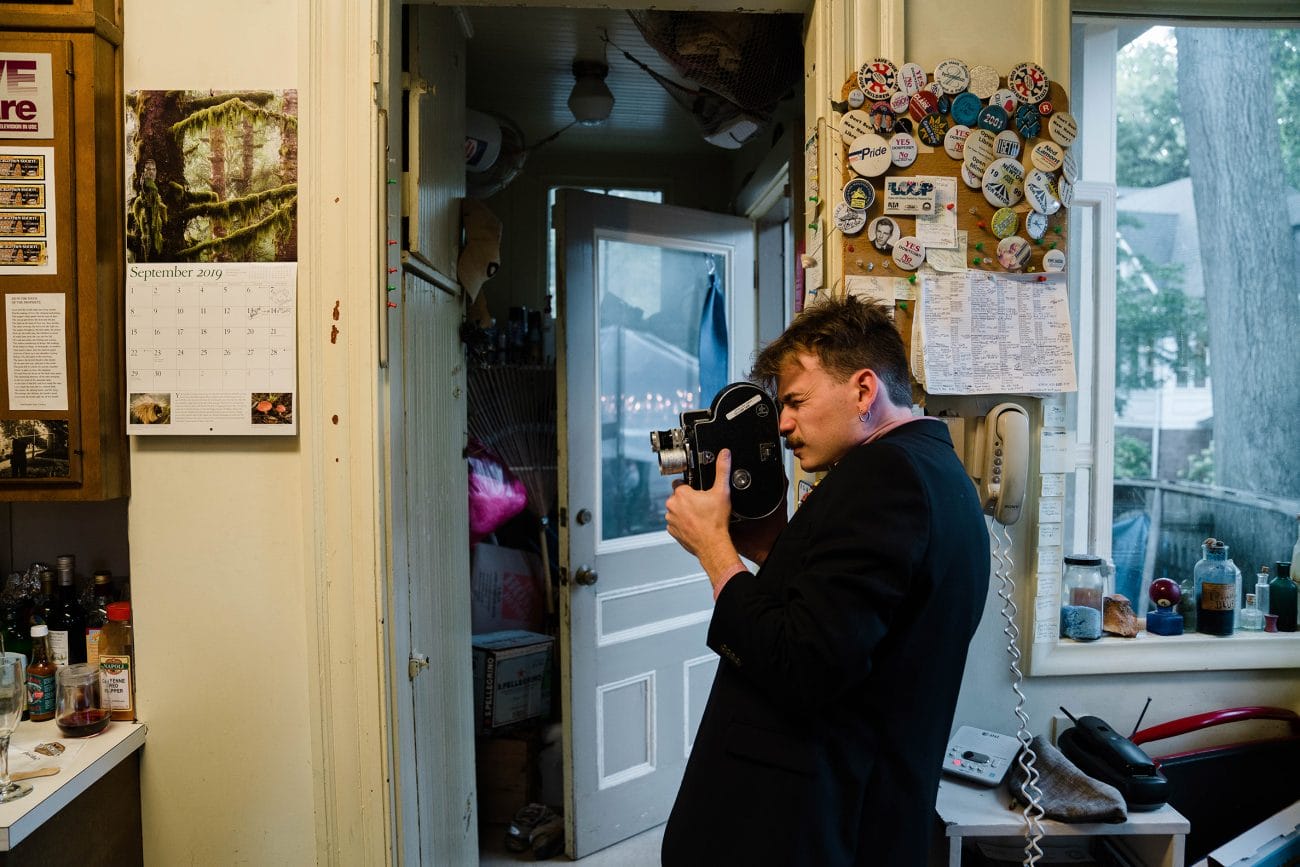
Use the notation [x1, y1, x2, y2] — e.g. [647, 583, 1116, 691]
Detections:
[472, 630, 554, 733]
[1207, 799, 1300, 867]
[475, 734, 540, 825]
[470, 543, 546, 634]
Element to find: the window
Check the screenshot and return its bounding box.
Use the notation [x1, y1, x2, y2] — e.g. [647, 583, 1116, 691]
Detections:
[1039, 16, 1300, 673]
[546, 186, 664, 317]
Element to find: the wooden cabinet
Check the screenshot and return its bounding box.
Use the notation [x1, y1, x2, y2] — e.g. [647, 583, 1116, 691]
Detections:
[0, 22, 127, 500]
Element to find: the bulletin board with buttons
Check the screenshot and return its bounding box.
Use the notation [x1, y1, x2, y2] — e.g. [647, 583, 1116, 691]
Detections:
[822, 58, 1080, 402]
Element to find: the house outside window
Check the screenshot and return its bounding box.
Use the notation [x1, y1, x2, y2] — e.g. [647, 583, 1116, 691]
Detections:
[1043, 13, 1300, 673]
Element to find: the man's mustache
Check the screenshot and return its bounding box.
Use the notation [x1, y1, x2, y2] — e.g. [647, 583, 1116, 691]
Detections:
[784, 436, 804, 451]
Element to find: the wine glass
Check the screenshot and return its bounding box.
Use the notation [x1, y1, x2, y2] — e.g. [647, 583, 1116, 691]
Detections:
[0, 655, 32, 802]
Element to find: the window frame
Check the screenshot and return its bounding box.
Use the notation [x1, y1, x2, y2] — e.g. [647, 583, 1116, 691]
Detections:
[1025, 16, 1300, 675]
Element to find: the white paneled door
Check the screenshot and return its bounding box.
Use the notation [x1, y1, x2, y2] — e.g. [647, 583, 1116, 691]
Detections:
[556, 190, 755, 858]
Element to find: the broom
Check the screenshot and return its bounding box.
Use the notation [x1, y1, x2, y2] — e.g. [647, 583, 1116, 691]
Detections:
[467, 362, 559, 616]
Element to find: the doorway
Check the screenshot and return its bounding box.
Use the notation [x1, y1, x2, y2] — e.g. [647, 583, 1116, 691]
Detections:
[397, 4, 804, 861]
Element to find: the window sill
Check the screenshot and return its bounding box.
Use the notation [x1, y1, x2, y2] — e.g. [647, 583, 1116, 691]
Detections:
[1026, 628, 1300, 676]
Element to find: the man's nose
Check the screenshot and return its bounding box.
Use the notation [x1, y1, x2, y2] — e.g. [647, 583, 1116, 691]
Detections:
[778, 408, 795, 434]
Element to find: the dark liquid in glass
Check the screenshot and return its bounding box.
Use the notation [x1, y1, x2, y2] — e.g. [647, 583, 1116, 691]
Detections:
[1196, 608, 1235, 636]
[56, 708, 110, 737]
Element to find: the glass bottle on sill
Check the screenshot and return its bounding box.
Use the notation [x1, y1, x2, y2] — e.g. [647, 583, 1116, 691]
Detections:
[1195, 539, 1236, 636]
[1269, 562, 1296, 632]
[1239, 593, 1263, 631]
[1254, 565, 1271, 626]
[1060, 554, 1104, 641]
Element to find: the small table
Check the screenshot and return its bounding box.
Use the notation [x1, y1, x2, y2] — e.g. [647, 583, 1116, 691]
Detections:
[0, 719, 147, 857]
[935, 777, 1189, 867]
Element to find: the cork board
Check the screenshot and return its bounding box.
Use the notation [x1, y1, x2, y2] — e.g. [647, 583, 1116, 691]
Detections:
[829, 67, 1075, 400]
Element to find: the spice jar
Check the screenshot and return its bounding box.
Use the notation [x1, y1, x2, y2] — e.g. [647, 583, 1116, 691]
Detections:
[1061, 554, 1105, 641]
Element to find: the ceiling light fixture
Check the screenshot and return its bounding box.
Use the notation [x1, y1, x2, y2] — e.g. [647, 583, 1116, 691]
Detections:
[567, 60, 614, 126]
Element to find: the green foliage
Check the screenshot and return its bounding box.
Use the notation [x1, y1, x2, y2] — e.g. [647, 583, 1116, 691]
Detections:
[1114, 434, 1153, 480]
[169, 97, 296, 141]
[1113, 215, 1207, 413]
[1179, 443, 1215, 485]
[1272, 30, 1300, 190]
[129, 178, 167, 259]
[178, 198, 296, 260]
[1116, 33, 1188, 188]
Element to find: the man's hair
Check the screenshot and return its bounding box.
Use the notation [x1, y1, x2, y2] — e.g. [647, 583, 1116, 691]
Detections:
[750, 294, 912, 407]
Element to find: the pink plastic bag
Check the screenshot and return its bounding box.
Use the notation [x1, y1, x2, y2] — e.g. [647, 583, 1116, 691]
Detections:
[467, 440, 528, 543]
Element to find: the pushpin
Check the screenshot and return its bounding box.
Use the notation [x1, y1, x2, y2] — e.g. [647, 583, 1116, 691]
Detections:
[968, 207, 978, 216]
[908, 274, 917, 284]
[809, 222, 819, 230]
[1037, 275, 1047, 282]
[388, 267, 398, 273]
[899, 301, 908, 311]
[1053, 225, 1063, 234]
[847, 245, 855, 253]
[1034, 238, 1043, 245]
[867, 262, 874, 272]
[946, 202, 955, 211]
[387, 301, 398, 308]
[856, 259, 865, 269]
[882, 261, 890, 269]
[387, 285, 396, 291]
[388, 239, 398, 246]
[1049, 242, 1058, 249]
[977, 220, 987, 229]
[974, 242, 984, 251]
[387, 178, 398, 185]
[809, 195, 819, 203]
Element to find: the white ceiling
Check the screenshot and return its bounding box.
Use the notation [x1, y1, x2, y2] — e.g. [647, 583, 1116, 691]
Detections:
[461, 6, 801, 158]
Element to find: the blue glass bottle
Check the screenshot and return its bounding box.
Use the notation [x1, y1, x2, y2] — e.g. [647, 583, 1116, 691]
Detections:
[1196, 539, 1237, 636]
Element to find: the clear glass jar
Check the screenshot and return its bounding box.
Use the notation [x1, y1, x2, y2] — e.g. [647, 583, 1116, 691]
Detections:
[1061, 554, 1105, 641]
[1195, 538, 1238, 636]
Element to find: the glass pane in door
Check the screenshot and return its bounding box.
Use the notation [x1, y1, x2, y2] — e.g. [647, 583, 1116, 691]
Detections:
[597, 239, 727, 541]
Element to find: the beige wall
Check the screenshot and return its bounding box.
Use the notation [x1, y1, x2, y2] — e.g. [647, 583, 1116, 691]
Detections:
[123, 2, 318, 863]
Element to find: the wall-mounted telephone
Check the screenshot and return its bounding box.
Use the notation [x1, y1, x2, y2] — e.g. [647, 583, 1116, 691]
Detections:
[969, 402, 1030, 526]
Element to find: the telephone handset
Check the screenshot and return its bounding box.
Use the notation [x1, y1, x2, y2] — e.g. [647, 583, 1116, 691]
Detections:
[972, 402, 1029, 526]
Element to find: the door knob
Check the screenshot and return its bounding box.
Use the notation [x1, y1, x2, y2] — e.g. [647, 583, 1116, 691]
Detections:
[575, 509, 592, 525]
[573, 565, 598, 586]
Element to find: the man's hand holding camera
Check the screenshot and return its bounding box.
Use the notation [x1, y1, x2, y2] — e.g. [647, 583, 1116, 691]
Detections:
[665, 449, 787, 592]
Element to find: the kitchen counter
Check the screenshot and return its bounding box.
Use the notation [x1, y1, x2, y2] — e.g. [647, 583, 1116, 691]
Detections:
[0, 718, 146, 855]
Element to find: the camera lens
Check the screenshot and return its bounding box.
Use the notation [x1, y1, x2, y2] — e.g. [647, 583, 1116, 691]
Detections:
[656, 447, 689, 476]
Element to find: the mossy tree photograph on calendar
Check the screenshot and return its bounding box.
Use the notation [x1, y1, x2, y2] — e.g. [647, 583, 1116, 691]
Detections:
[125, 90, 298, 263]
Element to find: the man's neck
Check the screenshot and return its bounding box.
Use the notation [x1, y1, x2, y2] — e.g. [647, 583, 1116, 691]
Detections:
[861, 405, 917, 444]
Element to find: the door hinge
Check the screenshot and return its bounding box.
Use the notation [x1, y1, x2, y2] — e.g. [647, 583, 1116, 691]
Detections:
[559, 507, 568, 527]
[408, 653, 430, 681]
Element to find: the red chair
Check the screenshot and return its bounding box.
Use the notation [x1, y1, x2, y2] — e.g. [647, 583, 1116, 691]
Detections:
[1133, 706, 1300, 864]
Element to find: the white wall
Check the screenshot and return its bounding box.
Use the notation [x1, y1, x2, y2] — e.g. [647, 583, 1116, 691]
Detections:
[123, 3, 317, 863]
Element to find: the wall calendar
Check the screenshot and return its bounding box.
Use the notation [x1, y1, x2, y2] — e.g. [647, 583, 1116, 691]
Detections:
[125, 262, 296, 435]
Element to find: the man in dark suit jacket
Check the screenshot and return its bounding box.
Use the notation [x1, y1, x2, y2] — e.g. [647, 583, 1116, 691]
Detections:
[661, 295, 990, 866]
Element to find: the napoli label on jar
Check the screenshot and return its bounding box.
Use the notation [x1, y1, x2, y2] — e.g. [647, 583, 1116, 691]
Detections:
[997, 236, 1032, 270]
[982, 157, 1026, 208]
[892, 236, 926, 270]
[100, 655, 134, 712]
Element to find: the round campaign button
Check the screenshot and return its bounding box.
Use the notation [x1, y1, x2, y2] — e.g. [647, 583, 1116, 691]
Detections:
[1057, 176, 1075, 208]
[889, 90, 912, 114]
[847, 88, 867, 109]
[950, 92, 982, 127]
[991, 207, 1019, 239]
[1008, 61, 1050, 104]
[998, 236, 1032, 270]
[1048, 111, 1079, 147]
[847, 132, 892, 177]
[869, 102, 895, 134]
[924, 81, 944, 98]
[858, 58, 899, 99]
[843, 178, 876, 211]
[892, 236, 926, 270]
[842, 109, 874, 139]
[982, 157, 1026, 208]
[917, 113, 950, 147]
[1014, 103, 1042, 139]
[1025, 211, 1049, 240]
[834, 201, 867, 235]
[908, 90, 940, 122]
[976, 104, 1009, 133]
[994, 129, 1022, 159]
[898, 61, 928, 96]
[1030, 140, 1064, 173]
[987, 87, 1019, 113]
[1061, 148, 1079, 183]
[963, 127, 997, 165]
[890, 132, 919, 167]
[893, 116, 914, 134]
[944, 124, 972, 159]
[1043, 248, 1067, 272]
[1025, 168, 1062, 215]
[1037, 99, 1054, 116]
[960, 161, 982, 189]
[934, 58, 971, 95]
[968, 64, 1000, 99]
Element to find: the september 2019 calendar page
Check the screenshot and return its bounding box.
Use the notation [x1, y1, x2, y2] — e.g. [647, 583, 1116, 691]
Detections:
[124, 262, 297, 435]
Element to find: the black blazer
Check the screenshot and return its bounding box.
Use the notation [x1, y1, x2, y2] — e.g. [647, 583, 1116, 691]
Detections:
[662, 420, 990, 866]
